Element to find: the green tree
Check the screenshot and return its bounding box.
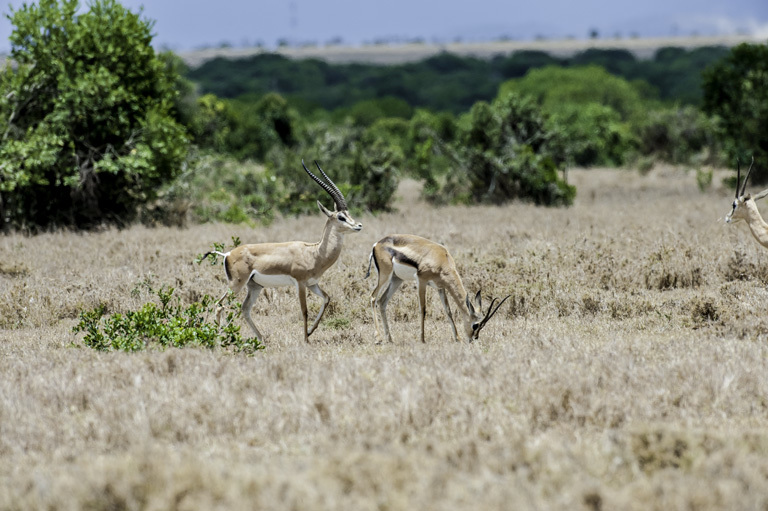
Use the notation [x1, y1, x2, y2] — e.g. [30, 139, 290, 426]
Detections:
[427, 94, 575, 206]
[702, 43, 768, 182]
[0, 0, 189, 229]
[498, 65, 647, 121]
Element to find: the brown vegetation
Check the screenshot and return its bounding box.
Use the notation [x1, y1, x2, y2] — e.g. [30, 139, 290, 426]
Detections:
[2, 166, 768, 510]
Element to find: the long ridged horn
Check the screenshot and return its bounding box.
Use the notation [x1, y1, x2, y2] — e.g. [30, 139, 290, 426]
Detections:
[478, 294, 512, 330]
[741, 156, 755, 197]
[314, 161, 347, 211]
[302, 159, 347, 211]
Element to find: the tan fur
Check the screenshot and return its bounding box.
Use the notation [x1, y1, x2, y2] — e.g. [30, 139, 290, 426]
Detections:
[727, 194, 768, 248]
[367, 234, 488, 343]
[216, 201, 362, 343]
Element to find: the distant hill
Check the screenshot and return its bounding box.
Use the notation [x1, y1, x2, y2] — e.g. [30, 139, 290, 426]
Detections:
[178, 34, 762, 68]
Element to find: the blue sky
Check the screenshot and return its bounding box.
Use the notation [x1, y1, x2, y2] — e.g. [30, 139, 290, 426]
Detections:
[1, 0, 767, 53]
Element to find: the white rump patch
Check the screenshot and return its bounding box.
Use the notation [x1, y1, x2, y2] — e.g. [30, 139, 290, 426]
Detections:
[392, 259, 418, 281]
[248, 269, 298, 288]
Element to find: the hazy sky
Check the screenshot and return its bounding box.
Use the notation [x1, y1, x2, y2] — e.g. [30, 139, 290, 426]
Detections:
[1, 0, 768, 53]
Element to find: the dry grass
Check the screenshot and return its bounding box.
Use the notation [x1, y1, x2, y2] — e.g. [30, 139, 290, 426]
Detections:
[2, 165, 768, 510]
[178, 35, 760, 67]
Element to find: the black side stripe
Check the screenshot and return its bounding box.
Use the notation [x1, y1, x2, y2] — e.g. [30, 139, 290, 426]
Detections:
[386, 247, 419, 269]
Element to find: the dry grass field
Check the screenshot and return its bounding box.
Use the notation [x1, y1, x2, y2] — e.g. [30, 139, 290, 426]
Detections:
[178, 35, 760, 67]
[2, 165, 768, 510]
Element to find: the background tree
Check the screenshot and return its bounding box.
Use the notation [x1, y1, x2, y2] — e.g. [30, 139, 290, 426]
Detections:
[0, 0, 188, 229]
[702, 43, 768, 183]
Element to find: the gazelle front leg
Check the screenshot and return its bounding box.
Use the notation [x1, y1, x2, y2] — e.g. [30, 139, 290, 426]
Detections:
[437, 288, 459, 342]
[417, 278, 428, 343]
[297, 282, 310, 343]
[307, 283, 330, 336]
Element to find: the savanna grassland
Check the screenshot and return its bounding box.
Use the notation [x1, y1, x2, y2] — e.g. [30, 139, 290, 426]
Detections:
[2, 166, 768, 510]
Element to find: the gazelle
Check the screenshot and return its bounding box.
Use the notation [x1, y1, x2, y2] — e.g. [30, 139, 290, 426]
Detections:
[365, 234, 510, 343]
[726, 157, 768, 248]
[205, 160, 362, 342]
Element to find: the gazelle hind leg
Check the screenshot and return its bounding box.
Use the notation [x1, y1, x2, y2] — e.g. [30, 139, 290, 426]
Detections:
[378, 277, 403, 343]
[369, 256, 394, 343]
[241, 279, 264, 339]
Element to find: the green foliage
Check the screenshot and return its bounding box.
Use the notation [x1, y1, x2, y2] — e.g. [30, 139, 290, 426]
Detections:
[270, 121, 400, 215]
[404, 109, 460, 195]
[196, 236, 241, 265]
[150, 154, 281, 225]
[497, 66, 648, 167]
[702, 43, 768, 182]
[73, 285, 263, 353]
[426, 94, 575, 206]
[635, 106, 722, 165]
[189, 92, 300, 160]
[186, 47, 725, 116]
[0, 0, 189, 229]
[552, 103, 635, 166]
[335, 96, 413, 127]
[499, 65, 647, 121]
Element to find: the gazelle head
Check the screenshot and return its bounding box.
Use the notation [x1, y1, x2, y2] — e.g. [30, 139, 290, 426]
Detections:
[726, 157, 765, 224]
[465, 290, 512, 342]
[302, 160, 362, 233]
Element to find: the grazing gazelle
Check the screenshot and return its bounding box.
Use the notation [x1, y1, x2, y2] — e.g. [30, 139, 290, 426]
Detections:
[726, 157, 768, 248]
[365, 234, 510, 343]
[205, 160, 362, 342]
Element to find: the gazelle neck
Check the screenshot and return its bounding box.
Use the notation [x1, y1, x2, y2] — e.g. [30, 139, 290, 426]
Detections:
[315, 218, 346, 263]
[743, 201, 768, 248]
[445, 275, 471, 320]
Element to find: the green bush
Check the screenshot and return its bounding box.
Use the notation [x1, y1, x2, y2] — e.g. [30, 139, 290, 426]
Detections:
[498, 65, 648, 122]
[702, 43, 768, 182]
[635, 106, 722, 165]
[270, 121, 400, 215]
[404, 109, 460, 196]
[0, 0, 189, 229]
[73, 285, 262, 353]
[552, 103, 635, 166]
[190, 92, 301, 161]
[426, 94, 575, 206]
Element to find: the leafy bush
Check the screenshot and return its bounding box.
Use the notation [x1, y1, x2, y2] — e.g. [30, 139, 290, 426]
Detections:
[147, 154, 282, 226]
[0, 0, 189, 230]
[404, 109, 460, 196]
[73, 285, 262, 353]
[552, 103, 635, 166]
[425, 93, 575, 206]
[635, 106, 723, 165]
[189, 92, 300, 161]
[270, 121, 400, 215]
[499, 65, 648, 122]
[702, 43, 768, 182]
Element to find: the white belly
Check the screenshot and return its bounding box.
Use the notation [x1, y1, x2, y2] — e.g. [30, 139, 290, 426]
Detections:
[249, 269, 297, 288]
[393, 259, 418, 281]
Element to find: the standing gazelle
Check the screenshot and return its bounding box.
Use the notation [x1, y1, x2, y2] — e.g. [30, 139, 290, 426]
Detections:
[365, 234, 510, 343]
[726, 157, 768, 248]
[205, 160, 362, 342]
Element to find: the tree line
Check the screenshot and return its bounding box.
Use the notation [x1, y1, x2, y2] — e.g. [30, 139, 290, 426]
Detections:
[0, 0, 766, 231]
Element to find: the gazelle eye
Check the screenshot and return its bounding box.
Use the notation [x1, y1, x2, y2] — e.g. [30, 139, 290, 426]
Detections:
[338, 215, 347, 222]
[471, 322, 479, 331]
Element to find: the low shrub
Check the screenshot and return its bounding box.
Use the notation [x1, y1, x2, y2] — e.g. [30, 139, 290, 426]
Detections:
[73, 285, 262, 354]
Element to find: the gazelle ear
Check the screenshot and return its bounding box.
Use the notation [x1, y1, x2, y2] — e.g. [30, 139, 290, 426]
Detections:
[466, 294, 475, 314]
[317, 200, 333, 217]
[474, 290, 482, 310]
